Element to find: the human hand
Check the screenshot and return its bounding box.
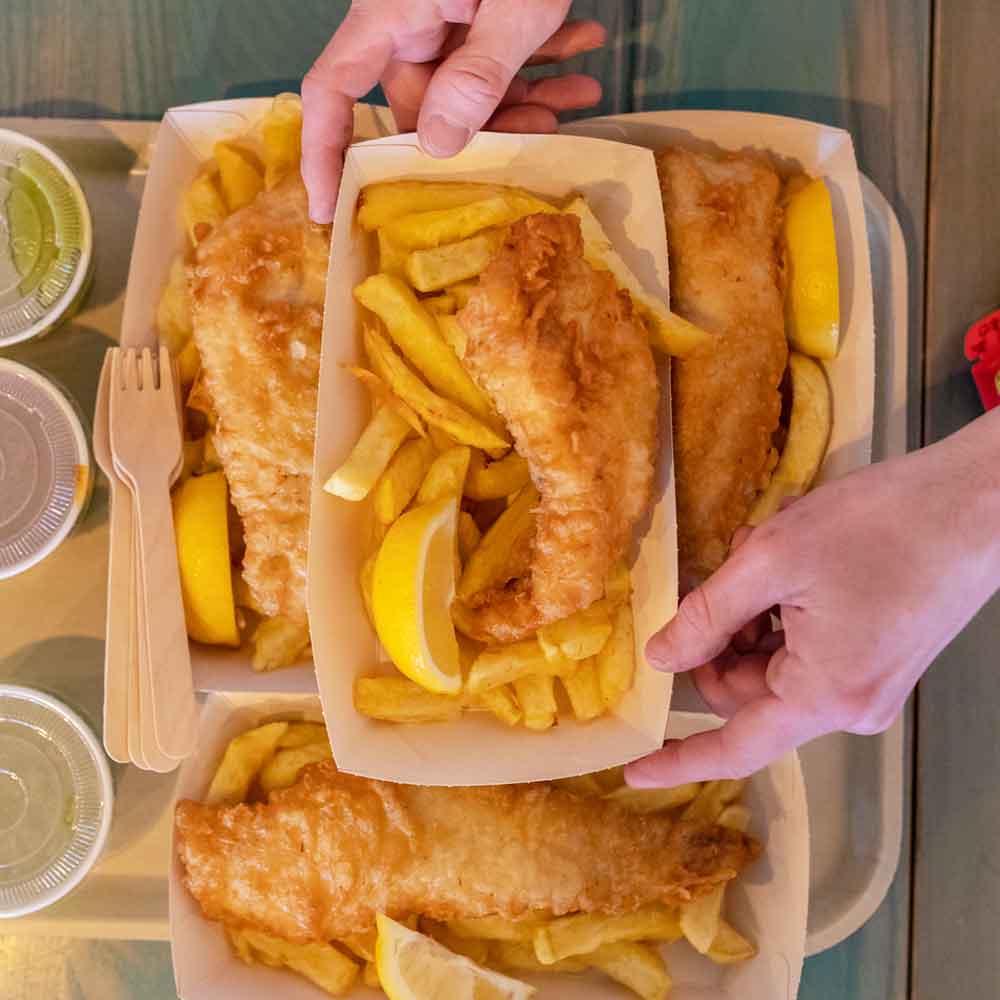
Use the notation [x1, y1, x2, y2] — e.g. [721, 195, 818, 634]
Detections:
[625, 410, 1000, 786]
[301, 0, 606, 222]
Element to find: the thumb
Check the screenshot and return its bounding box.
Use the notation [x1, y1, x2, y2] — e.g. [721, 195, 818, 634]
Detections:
[624, 691, 816, 786]
[647, 538, 790, 673]
[416, 0, 572, 157]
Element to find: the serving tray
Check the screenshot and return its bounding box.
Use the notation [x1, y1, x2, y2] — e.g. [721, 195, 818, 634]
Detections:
[0, 112, 907, 955]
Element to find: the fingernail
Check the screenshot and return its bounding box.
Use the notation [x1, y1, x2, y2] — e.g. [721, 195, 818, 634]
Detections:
[623, 761, 661, 789]
[308, 199, 334, 225]
[644, 637, 674, 672]
[420, 116, 471, 158]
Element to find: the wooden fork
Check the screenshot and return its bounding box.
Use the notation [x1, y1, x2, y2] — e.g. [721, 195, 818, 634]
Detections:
[109, 346, 197, 759]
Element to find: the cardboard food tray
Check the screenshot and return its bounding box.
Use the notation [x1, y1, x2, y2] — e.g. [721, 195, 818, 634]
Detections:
[169, 692, 809, 1000]
[118, 98, 399, 695]
[9, 109, 901, 957]
[562, 113, 894, 956]
[309, 130, 677, 785]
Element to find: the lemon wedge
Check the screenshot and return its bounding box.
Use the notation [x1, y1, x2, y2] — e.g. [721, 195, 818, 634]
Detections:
[784, 177, 840, 360]
[172, 470, 239, 646]
[371, 497, 462, 695]
[375, 914, 536, 1000]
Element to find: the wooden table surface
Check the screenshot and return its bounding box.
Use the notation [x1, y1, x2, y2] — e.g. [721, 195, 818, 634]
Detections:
[1, 2, 996, 998]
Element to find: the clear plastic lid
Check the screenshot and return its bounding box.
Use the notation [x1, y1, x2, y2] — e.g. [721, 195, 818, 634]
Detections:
[0, 359, 92, 579]
[0, 128, 93, 347]
[0, 685, 113, 918]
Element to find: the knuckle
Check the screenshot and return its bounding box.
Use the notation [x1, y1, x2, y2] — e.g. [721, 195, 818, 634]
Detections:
[676, 587, 716, 641]
[441, 52, 512, 108]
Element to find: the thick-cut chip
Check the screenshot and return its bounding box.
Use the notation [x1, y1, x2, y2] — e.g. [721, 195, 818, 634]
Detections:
[157, 256, 193, 355]
[362, 962, 381, 988]
[679, 884, 725, 954]
[405, 230, 504, 291]
[589, 942, 672, 1000]
[323, 404, 412, 501]
[707, 919, 757, 965]
[377, 228, 409, 278]
[448, 915, 542, 942]
[277, 721, 329, 749]
[347, 366, 426, 437]
[359, 552, 377, 625]
[355, 273, 498, 421]
[596, 601, 636, 710]
[533, 905, 682, 965]
[717, 802, 752, 833]
[590, 765, 626, 792]
[339, 928, 377, 963]
[513, 673, 557, 730]
[183, 172, 227, 245]
[457, 484, 538, 600]
[423, 292, 457, 315]
[419, 920, 491, 964]
[214, 141, 264, 212]
[605, 559, 632, 606]
[471, 683, 522, 727]
[383, 192, 556, 250]
[354, 675, 463, 723]
[490, 942, 589, 975]
[565, 194, 711, 357]
[436, 313, 468, 359]
[447, 279, 479, 308]
[561, 658, 604, 721]
[205, 722, 289, 805]
[230, 926, 359, 996]
[538, 599, 614, 662]
[251, 616, 311, 671]
[457, 511, 482, 563]
[464, 450, 531, 500]
[682, 779, 747, 824]
[416, 445, 471, 504]
[373, 437, 437, 525]
[748, 351, 832, 525]
[365, 326, 509, 455]
[258, 743, 333, 794]
[357, 180, 509, 230]
[551, 773, 604, 797]
[261, 93, 303, 189]
[176, 337, 201, 391]
[604, 781, 702, 814]
[467, 639, 574, 694]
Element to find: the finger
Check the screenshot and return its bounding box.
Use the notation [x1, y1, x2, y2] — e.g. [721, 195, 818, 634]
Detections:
[301, 9, 398, 222]
[417, 0, 573, 157]
[486, 104, 559, 134]
[390, 68, 599, 134]
[382, 59, 436, 133]
[526, 19, 607, 64]
[730, 525, 754, 550]
[732, 610, 769, 653]
[757, 628, 786, 655]
[624, 694, 815, 786]
[521, 74, 602, 112]
[691, 654, 772, 718]
[645, 540, 790, 673]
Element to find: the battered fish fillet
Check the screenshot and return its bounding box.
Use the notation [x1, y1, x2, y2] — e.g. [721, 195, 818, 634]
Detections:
[457, 214, 659, 642]
[658, 148, 788, 586]
[175, 761, 759, 942]
[187, 175, 329, 622]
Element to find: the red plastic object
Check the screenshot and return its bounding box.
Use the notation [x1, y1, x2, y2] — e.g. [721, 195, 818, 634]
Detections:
[965, 309, 1000, 411]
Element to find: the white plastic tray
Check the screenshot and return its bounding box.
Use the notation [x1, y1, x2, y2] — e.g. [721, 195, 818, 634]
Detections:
[1, 112, 907, 955]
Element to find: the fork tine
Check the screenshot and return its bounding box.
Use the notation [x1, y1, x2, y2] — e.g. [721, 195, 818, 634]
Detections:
[119, 348, 137, 390]
[110, 346, 124, 392]
[140, 346, 155, 391]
